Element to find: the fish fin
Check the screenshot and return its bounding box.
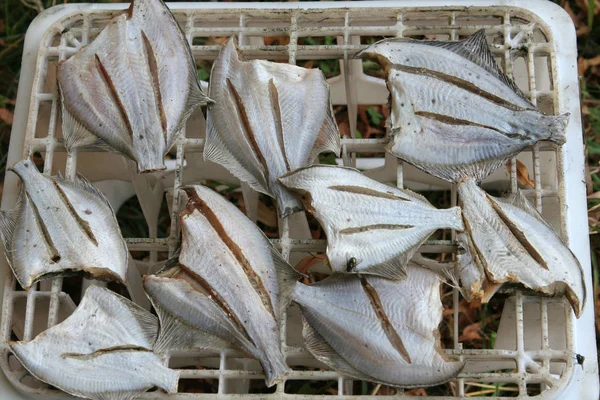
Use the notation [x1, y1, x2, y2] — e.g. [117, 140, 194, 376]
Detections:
[0, 190, 23, 265]
[302, 317, 374, 382]
[398, 187, 432, 206]
[204, 111, 270, 195]
[546, 113, 569, 145]
[424, 30, 531, 105]
[364, 256, 410, 280]
[60, 90, 112, 152]
[270, 246, 303, 318]
[53, 173, 112, 210]
[151, 300, 235, 355]
[87, 285, 160, 346]
[310, 105, 341, 161]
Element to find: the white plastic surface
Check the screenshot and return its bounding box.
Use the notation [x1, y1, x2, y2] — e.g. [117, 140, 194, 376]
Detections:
[0, 1, 597, 399]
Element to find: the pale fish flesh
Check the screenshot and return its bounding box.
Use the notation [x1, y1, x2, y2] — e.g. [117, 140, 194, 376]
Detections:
[293, 264, 464, 387]
[10, 286, 178, 400]
[279, 165, 463, 279]
[204, 37, 340, 216]
[458, 179, 586, 317]
[359, 30, 568, 183]
[152, 185, 301, 386]
[0, 160, 128, 289]
[58, 0, 211, 173]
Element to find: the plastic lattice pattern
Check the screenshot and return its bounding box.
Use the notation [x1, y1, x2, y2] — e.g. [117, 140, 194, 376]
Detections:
[0, 1, 596, 399]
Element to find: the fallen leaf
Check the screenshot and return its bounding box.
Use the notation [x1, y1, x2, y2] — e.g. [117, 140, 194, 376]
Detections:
[505, 159, 535, 188]
[459, 322, 483, 342]
[405, 388, 427, 396]
[0, 108, 13, 125]
[578, 54, 600, 75]
[295, 254, 327, 274]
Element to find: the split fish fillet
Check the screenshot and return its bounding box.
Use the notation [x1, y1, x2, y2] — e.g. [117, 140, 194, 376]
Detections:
[58, 0, 211, 173]
[293, 264, 464, 387]
[10, 286, 178, 400]
[145, 185, 301, 386]
[204, 37, 340, 216]
[458, 179, 585, 317]
[359, 30, 568, 183]
[0, 160, 128, 289]
[279, 165, 463, 279]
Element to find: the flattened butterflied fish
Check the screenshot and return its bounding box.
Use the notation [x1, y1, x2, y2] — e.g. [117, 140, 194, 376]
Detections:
[157, 185, 301, 386]
[10, 286, 178, 400]
[204, 37, 340, 216]
[359, 30, 569, 183]
[0, 160, 128, 289]
[458, 179, 586, 317]
[293, 265, 464, 387]
[279, 165, 463, 279]
[58, 0, 211, 173]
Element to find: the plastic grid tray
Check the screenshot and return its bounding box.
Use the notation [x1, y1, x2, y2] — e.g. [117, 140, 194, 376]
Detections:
[0, 1, 597, 399]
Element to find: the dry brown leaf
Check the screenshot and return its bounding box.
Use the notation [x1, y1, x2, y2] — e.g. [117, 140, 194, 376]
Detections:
[257, 201, 277, 228]
[0, 108, 13, 125]
[505, 159, 535, 188]
[578, 55, 600, 75]
[459, 322, 483, 342]
[405, 388, 427, 396]
[295, 254, 327, 274]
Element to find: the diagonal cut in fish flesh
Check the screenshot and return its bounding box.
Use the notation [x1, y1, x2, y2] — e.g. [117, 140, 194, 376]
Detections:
[9, 285, 178, 400]
[58, 0, 211, 173]
[204, 37, 340, 216]
[145, 185, 302, 386]
[359, 30, 569, 183]
[458, 178, 586, 317]
[0, 160, 128, 289]
[293, 264, 464, 387]
[279, 165, 463, 279]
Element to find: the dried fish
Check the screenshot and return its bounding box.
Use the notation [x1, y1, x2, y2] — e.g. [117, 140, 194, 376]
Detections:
[204, 37, 340, 216]
[147, 185, 301, 386]
[58, 0, 210, 173]
[458, 179, 586, 317]
[0, 160, 128, 289]
[359, 30, 568, 183]
[279, 165, 463, 279]
[293, 265, 464, 387]
[10, 286, 178, 400]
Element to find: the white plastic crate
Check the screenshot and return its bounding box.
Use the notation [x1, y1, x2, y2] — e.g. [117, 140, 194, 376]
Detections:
[0, 1, 597, 399]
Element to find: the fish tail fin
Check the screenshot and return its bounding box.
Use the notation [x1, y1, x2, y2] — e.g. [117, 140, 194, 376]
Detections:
[261, 349, 292, 387]
[546, 113, 569, 145]
[275, 186, 304, 217]
[441, 205, 464, 232]
[270, 247, 303, 318]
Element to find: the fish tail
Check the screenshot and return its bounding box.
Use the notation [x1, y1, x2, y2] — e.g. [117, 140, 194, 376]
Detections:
[276, 186, 304, 217]
[546, 112, 569, 145]
[261, 350, 292, 387]
[443, 205, 464, 232]
[136, 153, 167, 174]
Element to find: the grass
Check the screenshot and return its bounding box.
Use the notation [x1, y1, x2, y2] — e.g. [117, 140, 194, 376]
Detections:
[0, 0, 599, 397]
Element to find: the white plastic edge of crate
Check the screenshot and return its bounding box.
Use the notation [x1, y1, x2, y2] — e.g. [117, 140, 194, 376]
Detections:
[0, 1, 596, 399]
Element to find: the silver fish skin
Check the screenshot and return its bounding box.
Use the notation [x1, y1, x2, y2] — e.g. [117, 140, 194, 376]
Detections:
[279, 165, 463, 279]
[144, 273, 257, 355]
[458, 179, 585, 317]
[293, 265, 464, 387]
[204, 37, 340, 216]
[173, 185, 301, 386]
[58, 0, 210, 173]
[359, 30, 568, 183]
[0, 160, 128, 289]
[10, 286, 178, 400]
